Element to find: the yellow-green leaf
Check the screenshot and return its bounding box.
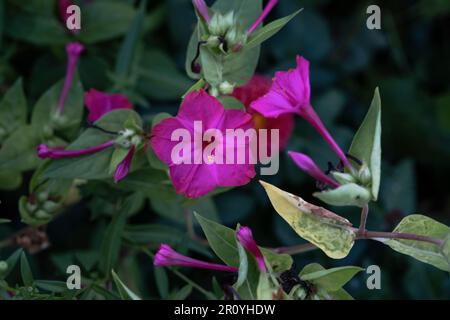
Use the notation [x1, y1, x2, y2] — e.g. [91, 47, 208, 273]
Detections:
[260, 181, 356, 259]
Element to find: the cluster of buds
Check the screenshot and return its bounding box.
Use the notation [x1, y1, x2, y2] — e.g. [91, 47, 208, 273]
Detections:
[19, 191, 61, 226]
[205, 11, 247, 54]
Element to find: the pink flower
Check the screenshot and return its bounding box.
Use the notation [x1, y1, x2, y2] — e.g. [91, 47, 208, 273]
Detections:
[114, 146, 135, 183]
[247, 0, 279, 34]
[150, 90, 256, 199]
[251, 56, 350, 167]
[56, 42, 84, 114]
[236, 226, 266, 272]
[154, 244, 238, 273]
[192, 0, 210, 23]
[37, 140, 115, 159]
[84, 89, 133, 123]
[232, 75, 294, 151]
[288, 151, 339, 188]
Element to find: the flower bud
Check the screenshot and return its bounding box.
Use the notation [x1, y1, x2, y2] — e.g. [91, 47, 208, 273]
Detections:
[208, 12, 235, 36]
[35, 209, 52, 220]
[42, 200, 59, 213]
[0, 261, 8, 274]
[358, 165, 372, 185]
[37, 191, 49, 202]
[331, 172, 356, 185]
[219, 81, 235, 95]
[26, 202, 38, 213]
[209, 86, 220, 97]
[205, 35, 221, 48]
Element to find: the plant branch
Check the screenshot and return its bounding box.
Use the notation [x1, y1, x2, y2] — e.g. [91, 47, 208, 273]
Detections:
[358, 204, 369, 232]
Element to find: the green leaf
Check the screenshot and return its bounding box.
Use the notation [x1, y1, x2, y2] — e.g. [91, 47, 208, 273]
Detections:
[313, 183, 371, 208]
[235, 239, 249, 289]
[35, 280, 67, 294]
[137, 50, 193, 101]
[260, 181, 356, 259]
[31, 74, 84, 135]
[0, 171, 22, 190]
[348, 88, 382, 200]
[77, 1, 136, 44]
[194, 212, 292, 273]
[20, 251, 34, 287]
[112, 270, 141, 300]
[4, 13, 68, 45]
[245, 9, 302, 50]
[154, 267, 169, 299]
[115, 0, 147, 79]
[0, 125, 41, 172]
[170, 285, 193, 300]
[0, 249, 22, 280]
[194, 212, 239, 267]
[44, 109, 142, 180]
[0, 219, 11, 224]
[218, 96, 245, 110]
[300, 265, 363, 291]
[384, 214, 450, 271]
[98, 199, 133, 276]
[0, 78, 27, 136]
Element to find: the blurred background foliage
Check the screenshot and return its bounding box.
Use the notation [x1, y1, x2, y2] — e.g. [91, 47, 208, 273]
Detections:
[0, 0, 449, 299]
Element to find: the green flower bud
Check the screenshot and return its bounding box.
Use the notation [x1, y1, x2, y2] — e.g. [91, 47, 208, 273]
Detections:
[208, 12, 234, 36]
[205, 35, 221, 48]
[34, 209, 52, 220]
[331, 172, 356, 185]
[358, 165, 372, 185]
[0, 261, 8, 274]
[26, 202, 38, 213]
[219, 81, 235, 95]
[42, 200, 59, 213]
[131, 135, 143, 147]
[209, 86, 220, 97]
[37, 191, 49, 202]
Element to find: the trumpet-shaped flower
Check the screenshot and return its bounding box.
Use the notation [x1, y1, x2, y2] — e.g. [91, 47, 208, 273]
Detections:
[56, 42, 84, 114]
[154, 244, 238, 273]
[251, 56, 350, 167]
[150, 90, 256, 199]
[84, 89, 133, 122]
[232, 74, 294, 151]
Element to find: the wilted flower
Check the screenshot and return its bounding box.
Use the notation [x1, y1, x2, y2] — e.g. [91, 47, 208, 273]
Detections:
[251, 56, 350, 167]
[114, 145, 135, 183]
[154, 244, 238, 273]
[84, 89, 133, 122]
[236, 226, 267, 272]
[37, 140, 115, 159]
[56, 42, 84, 114]
[150, 90, 256, 199]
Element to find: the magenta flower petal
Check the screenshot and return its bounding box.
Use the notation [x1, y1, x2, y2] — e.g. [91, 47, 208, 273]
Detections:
[37, 140, 115, 159]
[84, 89, 133, 122]
[154, 244, 238, 273]
[192, 0, 210, 23]
[236, 226, 266, 272]
[288, 151, 339, 188]
[56, 42, 84, 114]
[150, 90, 256, 199]
[114, 146, 135, 183]
[232, 74, 295, 151]
[247, 0, 279, 34]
